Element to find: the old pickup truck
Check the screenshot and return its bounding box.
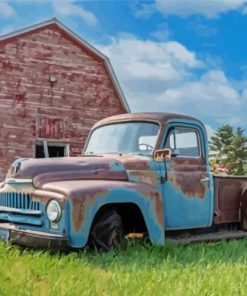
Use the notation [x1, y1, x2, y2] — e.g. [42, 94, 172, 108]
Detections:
[0, 112, 247, 251]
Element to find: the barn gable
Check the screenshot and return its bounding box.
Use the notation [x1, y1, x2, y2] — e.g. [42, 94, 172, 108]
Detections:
[0, 18, 130, 112]
[0, 18, 130, 180]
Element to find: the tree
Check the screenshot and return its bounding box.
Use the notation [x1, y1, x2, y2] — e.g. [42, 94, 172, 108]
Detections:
[227, 128, 247, 175]
[209, 125, 234, 163]
[209, 125, 247, 175]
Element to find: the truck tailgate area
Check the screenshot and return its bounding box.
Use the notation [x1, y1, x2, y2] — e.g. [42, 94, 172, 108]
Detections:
[214, 176, 247, 224]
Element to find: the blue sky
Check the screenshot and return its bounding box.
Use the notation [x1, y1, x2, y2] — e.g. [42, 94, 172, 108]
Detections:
[1, 0, 247, 136]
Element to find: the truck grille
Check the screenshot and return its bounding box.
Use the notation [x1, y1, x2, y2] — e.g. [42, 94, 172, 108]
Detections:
[0, 192, 40, 211]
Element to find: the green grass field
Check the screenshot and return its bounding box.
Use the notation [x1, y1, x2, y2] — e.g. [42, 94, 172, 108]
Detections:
[1, 239, 247, 296]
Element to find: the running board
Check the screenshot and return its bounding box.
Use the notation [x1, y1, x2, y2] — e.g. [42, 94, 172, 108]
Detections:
[166, 230, 247, 245]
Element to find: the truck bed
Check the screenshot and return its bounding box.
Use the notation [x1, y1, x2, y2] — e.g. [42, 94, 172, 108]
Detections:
[214, 175, 247, 224]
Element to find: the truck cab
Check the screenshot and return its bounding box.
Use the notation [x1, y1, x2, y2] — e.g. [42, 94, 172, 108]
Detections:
[0, 112, 247, 250]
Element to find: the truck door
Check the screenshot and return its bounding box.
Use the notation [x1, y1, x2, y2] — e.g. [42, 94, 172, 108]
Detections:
[163, 124, 213, 229]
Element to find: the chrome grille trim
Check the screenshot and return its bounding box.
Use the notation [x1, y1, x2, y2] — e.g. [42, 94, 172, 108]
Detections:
[0, 192, 40, 211]
[0, 207, 41, 215]
[5, 178, 33, 184]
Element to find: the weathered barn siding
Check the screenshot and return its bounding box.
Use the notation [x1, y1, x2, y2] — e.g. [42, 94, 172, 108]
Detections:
[0, 20, 129, 180]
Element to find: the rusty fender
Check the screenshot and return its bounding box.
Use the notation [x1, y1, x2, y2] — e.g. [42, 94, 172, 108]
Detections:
[42, 180, 165, 248]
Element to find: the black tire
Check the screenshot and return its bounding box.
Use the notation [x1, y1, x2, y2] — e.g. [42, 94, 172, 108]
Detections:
[90, 209, 124, 252]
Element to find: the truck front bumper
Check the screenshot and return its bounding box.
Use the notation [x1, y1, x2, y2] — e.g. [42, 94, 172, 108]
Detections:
[0, 223, 69, 250]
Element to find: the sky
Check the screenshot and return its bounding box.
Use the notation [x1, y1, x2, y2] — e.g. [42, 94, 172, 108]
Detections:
[1, 0, 247, 138]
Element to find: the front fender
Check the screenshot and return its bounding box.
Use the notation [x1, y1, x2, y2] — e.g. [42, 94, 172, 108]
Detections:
[42, 180, 164, 248]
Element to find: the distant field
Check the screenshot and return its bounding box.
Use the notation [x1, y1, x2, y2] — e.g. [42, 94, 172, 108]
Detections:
[1, 239, 247, 295]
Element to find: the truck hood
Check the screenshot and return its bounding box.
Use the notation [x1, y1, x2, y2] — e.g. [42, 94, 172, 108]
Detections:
[6, 154, 153, 188]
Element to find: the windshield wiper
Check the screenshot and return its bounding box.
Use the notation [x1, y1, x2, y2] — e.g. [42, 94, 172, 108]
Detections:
[84, 152, 94, 155]
[84, 152, 103, 157]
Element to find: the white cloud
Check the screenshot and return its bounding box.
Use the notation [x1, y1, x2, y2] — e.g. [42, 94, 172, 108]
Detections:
[178, 70, 240, 105]
[52, 0, 98, 26]
[138, 0, 247, 19]
[165, 41, 204, 68]
[96, 36, 246, 129]
[151, 23, 172, 41]
[100, 38, 203, 84]
[243, 6, 247, 14]
[0, 1, 16, 18]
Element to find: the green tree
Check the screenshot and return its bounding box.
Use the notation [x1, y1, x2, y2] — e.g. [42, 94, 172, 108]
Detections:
[227, 127, 247, 175]
[210, 125, 247, 175]
[209, 125, 234, 163]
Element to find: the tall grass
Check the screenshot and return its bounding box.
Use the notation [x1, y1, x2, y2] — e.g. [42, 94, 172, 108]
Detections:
[1, 239, 247, 295]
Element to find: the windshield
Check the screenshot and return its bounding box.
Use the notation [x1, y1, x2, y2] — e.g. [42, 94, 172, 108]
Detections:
[85, 121, 160, 155]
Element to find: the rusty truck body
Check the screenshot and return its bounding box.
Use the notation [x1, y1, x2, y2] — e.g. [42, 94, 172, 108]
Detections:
[0, 112, 247, 250]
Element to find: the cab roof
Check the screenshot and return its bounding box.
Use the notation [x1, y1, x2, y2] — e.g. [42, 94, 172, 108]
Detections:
[94, 112, 204, 128]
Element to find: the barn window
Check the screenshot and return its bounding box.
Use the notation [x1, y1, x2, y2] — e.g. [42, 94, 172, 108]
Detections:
[35, 141, 70, 158]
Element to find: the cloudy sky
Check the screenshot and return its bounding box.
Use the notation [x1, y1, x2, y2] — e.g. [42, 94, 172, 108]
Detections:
[1, 0, 247, 136]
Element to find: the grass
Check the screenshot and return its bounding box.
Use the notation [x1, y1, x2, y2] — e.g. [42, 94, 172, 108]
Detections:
[1, 239, 247, 296]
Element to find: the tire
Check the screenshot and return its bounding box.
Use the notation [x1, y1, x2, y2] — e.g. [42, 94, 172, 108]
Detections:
[90, 209, 124, 252]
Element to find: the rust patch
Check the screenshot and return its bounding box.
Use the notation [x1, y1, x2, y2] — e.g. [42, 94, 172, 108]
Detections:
[168, 172, 206, 198]
[14, 155, 154, 186]
[139, 187, 164, 228]
[72, 201, 84, 232]
[34, 169, 128, 188]
[69, 180, 164, 233]
[168, 158, 207, 198]
[71, 189, 108, 233]
[150, 191, 164, 227]
[124, 159, 150, 170]
[15, 156, 122, 180]
[128, 170, 159, 187]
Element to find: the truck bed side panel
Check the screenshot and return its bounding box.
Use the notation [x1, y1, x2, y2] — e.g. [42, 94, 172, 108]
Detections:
[214, 176, 247, 224]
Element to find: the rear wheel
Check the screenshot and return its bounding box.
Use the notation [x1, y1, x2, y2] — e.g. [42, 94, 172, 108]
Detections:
[90, 209, 125, 252]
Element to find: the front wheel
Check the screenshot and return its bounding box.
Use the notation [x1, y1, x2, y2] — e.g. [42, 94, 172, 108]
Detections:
[90, 209, 124, 252]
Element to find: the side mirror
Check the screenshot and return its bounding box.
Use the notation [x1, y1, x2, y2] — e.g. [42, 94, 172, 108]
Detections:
[153, 149, 171, 162]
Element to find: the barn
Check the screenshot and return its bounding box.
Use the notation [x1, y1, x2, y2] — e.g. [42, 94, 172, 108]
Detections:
[0, 18, 130, 180]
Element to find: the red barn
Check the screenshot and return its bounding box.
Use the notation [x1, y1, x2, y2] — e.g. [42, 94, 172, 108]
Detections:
[0, 18, 130, 180]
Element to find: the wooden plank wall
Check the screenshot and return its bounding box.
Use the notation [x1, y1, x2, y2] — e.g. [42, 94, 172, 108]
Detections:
[0, 25, 127, 180]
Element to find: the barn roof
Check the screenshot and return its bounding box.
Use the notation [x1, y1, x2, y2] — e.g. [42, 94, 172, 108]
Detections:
[0, 17, 130, 113]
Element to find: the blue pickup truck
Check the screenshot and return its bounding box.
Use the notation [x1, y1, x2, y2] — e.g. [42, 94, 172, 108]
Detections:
[0, 112, 247, 251]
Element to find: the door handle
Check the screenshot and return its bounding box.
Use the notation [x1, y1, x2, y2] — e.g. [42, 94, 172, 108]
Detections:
[200, 177, 210, 183]
[200, 178, 210, 188]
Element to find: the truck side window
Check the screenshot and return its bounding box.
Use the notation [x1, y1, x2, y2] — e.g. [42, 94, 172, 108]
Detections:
[165, 128, 200, 157]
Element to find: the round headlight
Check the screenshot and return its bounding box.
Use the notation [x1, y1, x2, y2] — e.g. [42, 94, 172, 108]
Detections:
[46, 200, 62, 222]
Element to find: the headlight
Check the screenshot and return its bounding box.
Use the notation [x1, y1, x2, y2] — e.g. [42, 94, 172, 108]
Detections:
[46, 200, 62, 222]
[7, 159, 22, 178]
